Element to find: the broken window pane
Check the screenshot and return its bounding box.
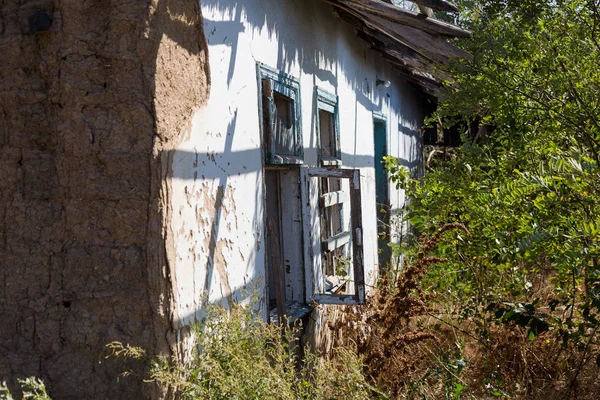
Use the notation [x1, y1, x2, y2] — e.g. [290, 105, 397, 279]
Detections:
[315, 88, 340, 165]
[273, 93, 296, 157]
[319, 110, 336, 158]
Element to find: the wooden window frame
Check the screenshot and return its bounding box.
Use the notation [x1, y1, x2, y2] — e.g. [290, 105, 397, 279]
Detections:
[315, 87, 342, 166]
[300, 167, 365, 305]
[257, 63, 303, 165]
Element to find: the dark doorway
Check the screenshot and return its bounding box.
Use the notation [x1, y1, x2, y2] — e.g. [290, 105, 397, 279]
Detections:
[373, 116, 391, 270]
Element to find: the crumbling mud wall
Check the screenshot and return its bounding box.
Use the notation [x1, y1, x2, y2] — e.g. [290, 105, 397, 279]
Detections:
[0, 1, 209, 398]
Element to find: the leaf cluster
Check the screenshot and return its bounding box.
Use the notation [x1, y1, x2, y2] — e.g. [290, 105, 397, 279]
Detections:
[390, 0, 600, 383]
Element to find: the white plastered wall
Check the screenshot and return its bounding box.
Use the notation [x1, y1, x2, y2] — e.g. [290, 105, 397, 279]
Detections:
[169, 0, 425, 328]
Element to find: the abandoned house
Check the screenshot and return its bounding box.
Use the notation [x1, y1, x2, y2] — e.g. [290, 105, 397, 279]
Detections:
[0, 0, 469, 398]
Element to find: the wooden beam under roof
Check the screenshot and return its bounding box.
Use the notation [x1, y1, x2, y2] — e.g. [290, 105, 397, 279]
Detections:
[333, 0, 471, 38]
[363, 12, 472, 63]
[411, 0, 460, 13]
[354, 23, 454, 83]
[326, 0, 470, 94]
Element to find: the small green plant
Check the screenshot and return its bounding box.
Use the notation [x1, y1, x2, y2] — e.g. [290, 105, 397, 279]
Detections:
[0, 378, 51, 400]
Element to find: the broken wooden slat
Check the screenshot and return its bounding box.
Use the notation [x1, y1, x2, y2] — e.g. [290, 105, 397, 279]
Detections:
[325, 275, 348, 293]
[351, 13, 447, 91]
[322, 190, 349, 208]
[411, 0, 459, 13]
[330, 0, 471, 38]
[332, 5, 442, 94]
[323, 231, 351, 252]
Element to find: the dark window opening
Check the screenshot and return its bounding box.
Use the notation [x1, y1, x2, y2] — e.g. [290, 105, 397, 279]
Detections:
[257, 63, 303, 165]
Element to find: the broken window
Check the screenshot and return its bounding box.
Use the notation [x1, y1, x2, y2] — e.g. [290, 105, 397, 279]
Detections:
[257, 64, 303, 165]
[302, 167, 365, 305]
[265, 166, 366, 322]
[315, 88, 341, 166]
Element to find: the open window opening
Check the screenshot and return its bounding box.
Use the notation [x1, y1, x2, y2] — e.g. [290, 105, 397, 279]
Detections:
[265, 168, 309, 324]
[315, 88, 341, 166]
[303, 167, 365, 305]
[258, 64, 303, 165]
[320, 176, 350, 294]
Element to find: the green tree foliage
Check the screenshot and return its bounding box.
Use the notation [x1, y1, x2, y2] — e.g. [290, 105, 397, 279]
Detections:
[395, 0, 600, 359]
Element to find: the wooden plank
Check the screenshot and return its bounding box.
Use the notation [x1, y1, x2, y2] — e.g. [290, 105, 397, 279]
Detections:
[354, 22, 453, 82]
[349, 169, 366, 304]
[383, 48, 453, 82]
[323, 231, 351, 252]
[358, 10, 472, 64]
[336, 7, 445, 92]
[279, 170, 305, 304]
[418, 5, 434, 18]
[351, 18, 448, 91]
[300, 167, 316, 304]
[410, 0, 459, 13]
[322, 190, 349, 207]
[268, 217, 286, 324]
[328, 0, 471, 38]
[307, 167, 355, 178]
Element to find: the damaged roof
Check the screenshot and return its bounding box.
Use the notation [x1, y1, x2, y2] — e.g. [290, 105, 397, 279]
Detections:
[322, 0, 472, 95]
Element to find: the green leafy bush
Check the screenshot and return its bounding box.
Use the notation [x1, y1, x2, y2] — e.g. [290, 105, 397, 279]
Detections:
[381, 0, 600, 396]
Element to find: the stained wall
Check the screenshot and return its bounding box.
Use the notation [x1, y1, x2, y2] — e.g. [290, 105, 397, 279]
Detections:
[168, 0, 425, 329]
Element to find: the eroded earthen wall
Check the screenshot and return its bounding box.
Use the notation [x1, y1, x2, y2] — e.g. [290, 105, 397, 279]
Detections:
[0, 1, 209, 398]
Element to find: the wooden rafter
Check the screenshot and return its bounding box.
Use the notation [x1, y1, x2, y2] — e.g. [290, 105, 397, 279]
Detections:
[411, 0, 459, 13]
[323, 0, 470, 94]
[330, 0, 471, 38]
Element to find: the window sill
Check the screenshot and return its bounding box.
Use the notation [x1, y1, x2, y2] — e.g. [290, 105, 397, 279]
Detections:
[269, 301, 314, 325]
[270, 155, 304, 165]
[321, 157, 342, 167]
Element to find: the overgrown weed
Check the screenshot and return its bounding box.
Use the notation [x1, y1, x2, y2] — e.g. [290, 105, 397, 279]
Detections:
[0, 378, 51, 400]
[109, 300, 378, 399]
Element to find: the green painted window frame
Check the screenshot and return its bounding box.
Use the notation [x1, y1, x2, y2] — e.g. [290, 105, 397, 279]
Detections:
[257, 63, 303, 165]
[315, 87, 342, 166]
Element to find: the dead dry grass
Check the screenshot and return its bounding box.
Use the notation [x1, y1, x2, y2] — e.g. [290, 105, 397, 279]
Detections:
[328, 224, 600, 399]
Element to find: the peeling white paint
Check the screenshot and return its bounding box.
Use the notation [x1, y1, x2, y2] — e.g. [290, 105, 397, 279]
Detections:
[169, 0, 425, 328]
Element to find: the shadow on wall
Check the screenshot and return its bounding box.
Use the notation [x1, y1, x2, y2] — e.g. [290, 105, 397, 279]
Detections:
[167, 0, 426, 324]
[201, 0, 394, 102]
[398, 123, 425, 172]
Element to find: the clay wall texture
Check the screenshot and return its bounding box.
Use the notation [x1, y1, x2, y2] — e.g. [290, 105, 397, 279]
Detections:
[0, 1, 209, 398]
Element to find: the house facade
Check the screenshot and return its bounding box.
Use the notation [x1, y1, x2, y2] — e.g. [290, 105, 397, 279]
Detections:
[0, 0, 467, 398]
[168, 0, 428, 336]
